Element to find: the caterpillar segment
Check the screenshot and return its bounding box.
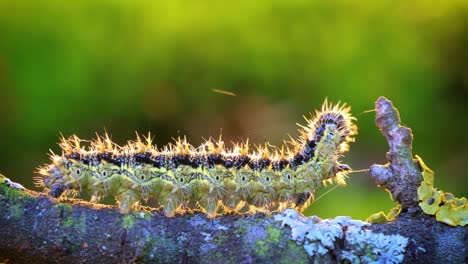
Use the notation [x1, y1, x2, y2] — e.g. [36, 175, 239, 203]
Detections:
[36, 100, 357, 218]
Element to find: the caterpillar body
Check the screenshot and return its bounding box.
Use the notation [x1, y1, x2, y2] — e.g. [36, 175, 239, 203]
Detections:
[35, 100, 357, 218]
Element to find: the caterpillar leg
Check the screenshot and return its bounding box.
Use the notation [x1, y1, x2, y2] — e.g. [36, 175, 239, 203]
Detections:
[294, 192, 314, 212]
[116, 190, 140, 214]
[198, 196, 222, 219]
[249, 192, 274, 213]
[223, 194, 242, 212]
[90, 190, 104, 204]
[161, 193, 181, 218]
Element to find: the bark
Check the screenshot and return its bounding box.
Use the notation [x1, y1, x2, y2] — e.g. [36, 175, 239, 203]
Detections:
[0, 97, 466, 264]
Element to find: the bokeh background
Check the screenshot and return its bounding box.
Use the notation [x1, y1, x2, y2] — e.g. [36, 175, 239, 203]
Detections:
[0, 1, 466, 219]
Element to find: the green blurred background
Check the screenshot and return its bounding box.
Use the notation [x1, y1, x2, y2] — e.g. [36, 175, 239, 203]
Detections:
[0, 1, 466, 219]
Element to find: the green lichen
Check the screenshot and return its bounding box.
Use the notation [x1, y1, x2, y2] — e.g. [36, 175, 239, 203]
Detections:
[122, 214, 136, 229]
[255, 225, 283, 257]
[56, 203, 74, 228]
[266, 225, 282, 243]
[279, 241, 308, 264]
[0, 178, 32, 220]
[214, 233, 228, 245]
[62, 213, 86, 234]
[233, 227, 246, 236]
[75, 214, 87, 233]
[141, 237, 156, 256]
[9, 203, 24, 219]
[141, 234, 179, 263]
[255, 240, 268, 257]
[54, 203, 73, 212]
[233, 219, 249, 236]
[135, 211, 152, 221]
[0, 181, 34, 204]
[63, 216, 74, 228]
[254, 223, 309, 263]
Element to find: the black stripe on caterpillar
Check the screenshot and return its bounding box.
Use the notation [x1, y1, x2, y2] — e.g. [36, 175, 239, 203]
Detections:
[35, 100, 357, 218]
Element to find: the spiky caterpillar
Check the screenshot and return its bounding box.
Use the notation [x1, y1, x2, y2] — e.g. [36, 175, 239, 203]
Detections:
[35, 100, 357, 218]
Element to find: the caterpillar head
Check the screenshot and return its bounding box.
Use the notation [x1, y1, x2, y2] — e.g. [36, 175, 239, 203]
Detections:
[310, 100, 357, 152]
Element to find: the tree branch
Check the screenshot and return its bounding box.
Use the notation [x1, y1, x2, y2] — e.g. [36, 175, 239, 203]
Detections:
[0, 97, 466, 264]
[369, 97, 422, 209]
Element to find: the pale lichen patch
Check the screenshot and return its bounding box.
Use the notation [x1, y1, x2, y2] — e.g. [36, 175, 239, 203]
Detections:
[274, 209, 408, 263]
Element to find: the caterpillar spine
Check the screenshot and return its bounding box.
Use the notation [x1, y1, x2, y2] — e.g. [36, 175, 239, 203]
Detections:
[35, 100, 357, 218]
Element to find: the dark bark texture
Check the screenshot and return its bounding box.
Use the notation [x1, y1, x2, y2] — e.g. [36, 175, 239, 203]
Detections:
[0, 97, 466, 264]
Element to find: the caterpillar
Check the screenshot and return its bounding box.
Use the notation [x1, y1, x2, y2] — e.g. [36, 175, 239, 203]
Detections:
[35, 100, 357, 218]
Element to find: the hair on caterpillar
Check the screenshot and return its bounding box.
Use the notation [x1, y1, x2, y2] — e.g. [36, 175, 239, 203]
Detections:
[348, 168, 371, 174]
[36, 99, 357, 217]
[307, 168, 371, 208]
